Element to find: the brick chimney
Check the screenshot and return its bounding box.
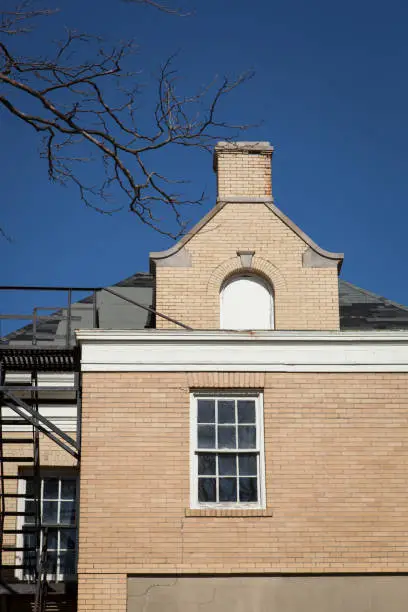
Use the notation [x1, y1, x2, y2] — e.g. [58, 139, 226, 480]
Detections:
[213, 141, 274, 200]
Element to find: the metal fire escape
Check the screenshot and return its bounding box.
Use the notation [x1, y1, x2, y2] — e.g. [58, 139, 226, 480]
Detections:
[0, 287, 85, 612]
[0, 282, 188, 611]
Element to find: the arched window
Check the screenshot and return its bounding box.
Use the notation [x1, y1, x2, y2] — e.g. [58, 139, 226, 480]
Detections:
[220, 274, 274, 330]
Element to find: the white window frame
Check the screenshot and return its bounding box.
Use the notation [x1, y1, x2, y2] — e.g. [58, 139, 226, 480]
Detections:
[190, 391, 266, 510]
[15, 469, 78, 582]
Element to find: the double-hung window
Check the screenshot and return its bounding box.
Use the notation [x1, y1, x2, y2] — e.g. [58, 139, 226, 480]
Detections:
[18, 472, 77, 581]
[190, 392, 265, 508]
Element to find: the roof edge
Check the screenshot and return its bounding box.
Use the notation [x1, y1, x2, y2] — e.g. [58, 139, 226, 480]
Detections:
[76, 328, 408, 342]
[150, 198, 343, 270]
[340, 280, 408, 313]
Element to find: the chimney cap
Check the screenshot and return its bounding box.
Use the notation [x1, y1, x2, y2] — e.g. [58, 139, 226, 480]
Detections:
[213, 141, 273, 170]
[215, 141, 273, 152]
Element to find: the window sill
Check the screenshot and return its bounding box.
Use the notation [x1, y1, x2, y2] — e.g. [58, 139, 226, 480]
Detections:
[185, 508, 273, 518]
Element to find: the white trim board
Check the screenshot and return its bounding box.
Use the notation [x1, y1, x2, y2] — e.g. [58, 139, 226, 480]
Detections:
[76, 330, 408, 373]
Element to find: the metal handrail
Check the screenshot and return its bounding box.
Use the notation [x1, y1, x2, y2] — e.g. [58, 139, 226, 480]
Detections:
[0, 284, 191, 347]
[0, 287, 98, 348]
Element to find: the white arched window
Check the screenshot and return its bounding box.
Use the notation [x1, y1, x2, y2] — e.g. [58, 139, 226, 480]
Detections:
[220, 275, 274, 330]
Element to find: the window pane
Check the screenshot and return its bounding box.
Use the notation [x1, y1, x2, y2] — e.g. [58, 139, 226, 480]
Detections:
[218, 454, 237, 476]
[43, 478, 59, 499]
[197, 425, 215, 449]
[198, 478, 216, 502]
[219, 478, 237, 502]
[23, 547, 36, 574]
[25, 479, 35, 498]
[61, 479, 76, 500]
[60, 551, 76, 575]
[60, 529, 76, 550]
[25, 499, 36, 524]
[197, 399, 215, 423]
[218, 400, 235, 424]
[218, 426, 236, 449]
[47, 528, 58, 550]
[23, 529, 36, 550]
[42, 501, 58, 524]
[46, 551, 58, 575]
[237, 400, 256, 423]
[239, 477, 258, 502]
[60, 500, 76, 525]
[238, 426, 256, 449]
[198, 454, 216, 475]
[239, 454, 258, 476]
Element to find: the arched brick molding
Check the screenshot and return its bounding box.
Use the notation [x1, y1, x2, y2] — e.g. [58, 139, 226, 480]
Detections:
[206, 255, 287, 295]
[206, 255, 288, 330]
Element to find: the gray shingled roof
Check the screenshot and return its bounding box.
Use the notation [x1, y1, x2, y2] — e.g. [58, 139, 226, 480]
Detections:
[339, 280, 408, 330]
[4, 276, 408, 349]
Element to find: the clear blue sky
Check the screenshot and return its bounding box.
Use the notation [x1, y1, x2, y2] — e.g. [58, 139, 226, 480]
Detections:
[2, 0, 408, 309]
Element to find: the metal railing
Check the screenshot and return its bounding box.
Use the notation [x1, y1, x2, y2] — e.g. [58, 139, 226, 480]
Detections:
[0, 286, 98, 348]
[0, 285, 191, 348]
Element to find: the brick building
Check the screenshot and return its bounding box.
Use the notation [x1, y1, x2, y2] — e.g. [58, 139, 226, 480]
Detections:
[2, 142, 408, 611]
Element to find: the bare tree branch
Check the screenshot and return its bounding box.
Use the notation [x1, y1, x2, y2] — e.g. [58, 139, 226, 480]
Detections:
[0, 1, 57, 35]
[123, 0, 192, 17]
[0, 1, 253, 238]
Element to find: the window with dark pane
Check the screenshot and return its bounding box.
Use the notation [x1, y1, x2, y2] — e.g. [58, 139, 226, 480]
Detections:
[237, 400, 256, 424]
[194, 395, 262, 507]
[22, 474, 77, 580]
[197, 424, 215, 449]
[218, 400, 235, 424]
[197, 399, 215, 423]
[198, 478, 216, 502]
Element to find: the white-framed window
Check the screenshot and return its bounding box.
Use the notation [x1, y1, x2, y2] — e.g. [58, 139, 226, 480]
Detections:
[190, 392, 266, 509]
[220, 274, 274, 330]
[16, 470, 77, 582]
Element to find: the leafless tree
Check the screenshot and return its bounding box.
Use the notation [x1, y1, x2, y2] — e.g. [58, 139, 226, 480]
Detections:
[0, 1, 252, 238]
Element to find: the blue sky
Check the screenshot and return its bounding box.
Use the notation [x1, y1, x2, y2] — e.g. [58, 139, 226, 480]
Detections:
[2, 0, 408, 311]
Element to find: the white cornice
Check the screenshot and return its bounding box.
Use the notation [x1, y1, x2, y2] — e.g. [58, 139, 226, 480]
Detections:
[76, 329, 408, 373]
[76, 329, 408, 342]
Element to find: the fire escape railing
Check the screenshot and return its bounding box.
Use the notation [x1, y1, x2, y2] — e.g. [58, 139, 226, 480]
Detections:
[0, 286, 100, 349]
[0, 285, 191, 349]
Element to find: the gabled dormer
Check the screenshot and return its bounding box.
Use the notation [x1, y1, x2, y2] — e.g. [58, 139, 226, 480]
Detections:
[150, 142, 343, 331]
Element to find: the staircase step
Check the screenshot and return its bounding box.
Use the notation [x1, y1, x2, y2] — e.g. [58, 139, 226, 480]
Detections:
[2, 492, 32, 498]
[3, 511, 35, 517]
[2, 545, 37, 552]
[3, 528, 37, 534]
[1, 564, 36, 570]
[2, 475, 34, 480]
[0, 457, 34, 462]
[2, 438, 33, 444]
[0, 420, 29, 426]
[0, 584, 71, 596]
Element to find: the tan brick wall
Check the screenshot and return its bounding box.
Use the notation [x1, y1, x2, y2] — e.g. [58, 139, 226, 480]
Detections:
[155, 202, 339, 330]
[78, 369, 408, 611]
[215, 149, 272, 199]
[78, 574, 126, 612]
